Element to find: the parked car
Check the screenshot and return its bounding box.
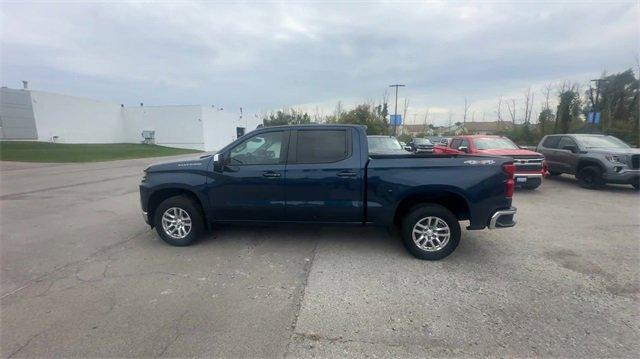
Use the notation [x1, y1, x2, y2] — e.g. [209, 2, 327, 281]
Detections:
[433, 135, 546, 189]
[140, 125, 517, 260]
[536, 134, 640, 190]
[408, 138, 435, 153]
[428, 136, 443, 145]
[367, 135, 410, 155]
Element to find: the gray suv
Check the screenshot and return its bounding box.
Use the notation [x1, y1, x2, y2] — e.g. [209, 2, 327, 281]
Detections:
[536, 134, 640, 190]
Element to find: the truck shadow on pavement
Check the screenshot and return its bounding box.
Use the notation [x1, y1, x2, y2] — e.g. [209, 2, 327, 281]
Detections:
[544, 174, 638, 193]
[179, 223, 503, 264]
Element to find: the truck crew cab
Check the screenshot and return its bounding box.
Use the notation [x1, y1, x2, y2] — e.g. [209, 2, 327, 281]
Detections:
[140, 125, 517, 260]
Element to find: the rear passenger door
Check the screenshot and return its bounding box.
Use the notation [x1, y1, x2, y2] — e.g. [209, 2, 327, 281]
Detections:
[539, 136, 562, 172]
[284, 128, 363, 223]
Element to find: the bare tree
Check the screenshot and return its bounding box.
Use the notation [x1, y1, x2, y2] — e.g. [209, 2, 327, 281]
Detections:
[463, 97, 471, 123]
[402, 98, 410, 125]
[381, 89, 390, 107]
[333, 101, 344, 120]
[496, 95, 503, 122]
[423, 108, 430, 132]
[522, 87, 535, 124]
[506, 99, 517, 124]
[312, 105, 324, 124]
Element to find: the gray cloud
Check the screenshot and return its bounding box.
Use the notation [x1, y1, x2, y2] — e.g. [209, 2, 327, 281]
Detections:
[1, 1, 638, 124]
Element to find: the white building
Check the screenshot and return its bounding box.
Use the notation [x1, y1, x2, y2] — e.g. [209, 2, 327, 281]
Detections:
[0, 87, 261, 151]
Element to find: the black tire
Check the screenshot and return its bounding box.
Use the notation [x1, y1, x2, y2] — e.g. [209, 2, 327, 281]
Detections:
[153, 196, 204, 246]
[577, 166, 605, 189]
[632, 182, 639, 191]
[400, 204, 461, 260]
[548, 171, 562, 176]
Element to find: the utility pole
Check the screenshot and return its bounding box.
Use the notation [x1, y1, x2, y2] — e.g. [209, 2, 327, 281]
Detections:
[389, 84, 405, 136]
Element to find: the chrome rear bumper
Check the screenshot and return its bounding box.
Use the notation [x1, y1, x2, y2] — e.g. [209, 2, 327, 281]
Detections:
[489, 207, 517, 229]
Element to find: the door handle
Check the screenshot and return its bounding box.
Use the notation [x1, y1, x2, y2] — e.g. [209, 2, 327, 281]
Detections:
[337, 170, 357, 178]
[262, 171, 281, 178]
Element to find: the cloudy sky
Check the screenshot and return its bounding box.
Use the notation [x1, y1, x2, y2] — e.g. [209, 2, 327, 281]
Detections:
[1, 1, 638, 125]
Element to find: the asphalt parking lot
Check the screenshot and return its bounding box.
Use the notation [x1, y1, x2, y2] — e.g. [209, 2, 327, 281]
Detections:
[1, 157, 638, 358]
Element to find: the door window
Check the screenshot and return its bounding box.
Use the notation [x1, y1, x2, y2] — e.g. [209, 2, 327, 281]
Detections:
[558, 137, 577, 151]
[450, 138, 462, 149]
[296, 130, 348, 164]
[542, 136, 561, 149]
[229, 131, 284, 165]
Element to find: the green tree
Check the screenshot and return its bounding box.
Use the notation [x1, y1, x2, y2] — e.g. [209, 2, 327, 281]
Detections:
[263, 108, 311, 126]
[555, 84, 582, 133]
[537, 108, 555, 137]
[335, 104, 389, 135]
[586, 69, 639, 145]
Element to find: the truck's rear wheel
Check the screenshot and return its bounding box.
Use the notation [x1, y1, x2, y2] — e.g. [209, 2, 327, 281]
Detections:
[401, 204, 461, 260]
[154, 196, 204, 246]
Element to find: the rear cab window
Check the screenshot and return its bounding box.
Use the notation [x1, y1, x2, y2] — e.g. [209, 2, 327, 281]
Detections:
[294, 129, 350, 164]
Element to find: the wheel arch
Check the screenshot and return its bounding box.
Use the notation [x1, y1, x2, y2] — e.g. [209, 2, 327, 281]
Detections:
[393, 189, 471, 227]
[147, 187, 208, 228]
[576, 158, 606, 174]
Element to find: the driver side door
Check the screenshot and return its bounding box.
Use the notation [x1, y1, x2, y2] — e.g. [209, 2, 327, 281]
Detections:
[209, 129, 290, 221]
[556, 136, 580, 174]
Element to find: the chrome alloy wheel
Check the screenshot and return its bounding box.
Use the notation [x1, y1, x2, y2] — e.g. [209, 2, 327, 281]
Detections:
[412, 216, 451, 252]
[161, 207, 192, 239]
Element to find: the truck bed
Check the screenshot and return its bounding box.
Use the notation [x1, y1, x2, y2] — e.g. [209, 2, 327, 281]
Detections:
[365, 154, 512, 229]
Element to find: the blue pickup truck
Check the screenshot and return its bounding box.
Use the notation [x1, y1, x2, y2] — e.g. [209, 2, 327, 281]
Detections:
[140, 125, 517, 260]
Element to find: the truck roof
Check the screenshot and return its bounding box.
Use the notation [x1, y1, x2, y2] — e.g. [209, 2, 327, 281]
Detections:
[259, 124, 366, 130]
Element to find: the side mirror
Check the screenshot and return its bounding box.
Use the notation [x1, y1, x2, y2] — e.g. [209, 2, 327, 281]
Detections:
[458, 146, 469, 153]
[213, 153, 223, 172]
[562, 145, 577, 153]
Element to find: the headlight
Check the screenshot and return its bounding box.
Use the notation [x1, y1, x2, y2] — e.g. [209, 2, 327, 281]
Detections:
[605, 155, 626, 164]
[142, 170, 148, 182]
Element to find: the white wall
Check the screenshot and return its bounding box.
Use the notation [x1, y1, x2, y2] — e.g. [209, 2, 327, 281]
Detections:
[123, 106, 205, 150]
[2, 88, 262, 151]
[30, 90, 124, 143]
[201, 108, 262, 151]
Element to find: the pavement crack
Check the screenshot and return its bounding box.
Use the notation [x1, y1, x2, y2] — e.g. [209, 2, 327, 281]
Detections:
[0, 173, 142, 199]
[156, 309, 189, 357]
[283, 238, 319, 358]
[7, 332, 41, 358]
[0, 228, 150, 300]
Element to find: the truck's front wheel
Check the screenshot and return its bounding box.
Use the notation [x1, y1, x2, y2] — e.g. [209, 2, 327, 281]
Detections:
[154, 196, 204, 246]
[401, 204, 461, 260]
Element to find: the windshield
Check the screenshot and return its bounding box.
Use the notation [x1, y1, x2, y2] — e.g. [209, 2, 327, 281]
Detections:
[413, 138, 433, 145]
[474, 137, 519, 150]
[577, 136, 629, 149]
[368, 137, 403, 151]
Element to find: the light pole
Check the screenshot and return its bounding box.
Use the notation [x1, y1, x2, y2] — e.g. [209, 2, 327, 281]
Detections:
[389, 84, 405, 136]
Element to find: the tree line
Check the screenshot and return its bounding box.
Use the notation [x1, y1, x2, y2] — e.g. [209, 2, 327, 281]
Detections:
[262, 68, 639, 146]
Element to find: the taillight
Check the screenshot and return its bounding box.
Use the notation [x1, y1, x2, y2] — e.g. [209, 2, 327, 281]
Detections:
[502, 163, 515, 198]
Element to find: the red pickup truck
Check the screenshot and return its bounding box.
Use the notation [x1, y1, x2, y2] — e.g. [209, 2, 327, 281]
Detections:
[433, 135, 546, 189]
